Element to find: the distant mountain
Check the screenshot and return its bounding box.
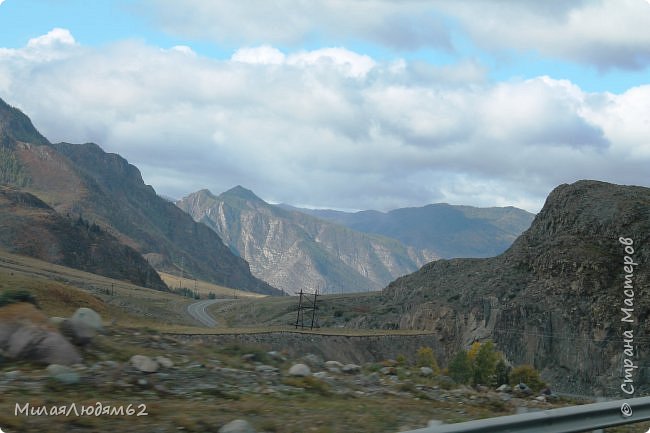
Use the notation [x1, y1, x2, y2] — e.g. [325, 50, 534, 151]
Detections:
[281, 203, 535, 258]
[354, 180, 650, 394]
[0, 97, 279, 295]
[177, 187, 435, 294]
[0, 186, 167, 290]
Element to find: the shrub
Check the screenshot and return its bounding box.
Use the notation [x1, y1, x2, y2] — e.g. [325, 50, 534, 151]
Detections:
[396, 354, 407, 366]
[509, 364, 545, 392]
[0, 289, 38, 307]
[416, 346, 440, 375]
[494, 359, 511, 387]
[448, 350, 472, 384]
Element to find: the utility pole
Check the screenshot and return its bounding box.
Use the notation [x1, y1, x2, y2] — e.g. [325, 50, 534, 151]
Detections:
[310, 289, 318, 329]
[295, 289, 304, 329]
[179, 256, 184, 289]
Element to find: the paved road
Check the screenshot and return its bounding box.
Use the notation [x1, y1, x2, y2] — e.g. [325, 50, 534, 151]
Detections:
[186, 299, 224, 327]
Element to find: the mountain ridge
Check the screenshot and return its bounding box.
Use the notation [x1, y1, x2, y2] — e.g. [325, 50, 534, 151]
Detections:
[177, 187, 435, 294]
[0, 96, 280, 295]
[280, 201, 535, 259]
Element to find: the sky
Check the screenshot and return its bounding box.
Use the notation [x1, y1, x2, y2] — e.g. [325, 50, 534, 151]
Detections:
[1, 0, 649, 213]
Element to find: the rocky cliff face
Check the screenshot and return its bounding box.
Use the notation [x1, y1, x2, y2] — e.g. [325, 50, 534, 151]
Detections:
[355, 180, 650, 394]
[177, 187, 435, 294]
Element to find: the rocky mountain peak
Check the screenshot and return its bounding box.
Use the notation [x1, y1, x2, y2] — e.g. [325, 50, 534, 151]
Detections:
[220, 185, 265, 203]
[0, 98, 50, 148]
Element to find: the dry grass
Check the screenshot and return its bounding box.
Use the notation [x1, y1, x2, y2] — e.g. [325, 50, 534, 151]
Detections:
[159, 272, 266, 299]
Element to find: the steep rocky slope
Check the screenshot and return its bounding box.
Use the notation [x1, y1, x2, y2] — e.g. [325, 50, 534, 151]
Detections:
[0, 186, 167, 290]
[177, 187, 435, 294]
[354, 180, 650, 394]
[286, 203, 534, 258]
[0, 97, 279, 295]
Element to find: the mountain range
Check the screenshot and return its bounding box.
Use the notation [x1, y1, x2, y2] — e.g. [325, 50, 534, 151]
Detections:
[177, 186, 534, 295]
[281, 203, 534, 259]
[0, 97, 279, 295]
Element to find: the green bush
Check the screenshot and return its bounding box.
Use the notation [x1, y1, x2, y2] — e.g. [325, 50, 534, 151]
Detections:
[473, 341, 499, 386]
[448, 350, 472, 384]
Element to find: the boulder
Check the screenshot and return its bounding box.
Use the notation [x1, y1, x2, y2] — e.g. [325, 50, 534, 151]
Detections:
[62, 308, 102, 345]
[46, 364, 80, 385]
[496, 384, 512, 393]
[288, 363, 311, 377]
[324, 360, 344, 372]
[341, 363, 361, 374]
[419, 367, 434, 376]
[130, 355, 159, 373]
[219, 419, 256, 433]
[514, 383, 532, 396]
[0, 303, 82, 365]
[301, 353, 324, 368]
[155, 356, 174, 368]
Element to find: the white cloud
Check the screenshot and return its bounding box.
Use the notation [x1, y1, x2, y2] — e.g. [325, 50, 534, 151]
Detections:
[141, 0, 650, 70]
[1, 30, 649, 213]
[232, 45, 285, 65]
[439, 0, 650, 70]
[27, 28, 76, 48]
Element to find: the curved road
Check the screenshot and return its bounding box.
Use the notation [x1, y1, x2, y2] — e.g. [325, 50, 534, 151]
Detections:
[186, 299, 223, 327]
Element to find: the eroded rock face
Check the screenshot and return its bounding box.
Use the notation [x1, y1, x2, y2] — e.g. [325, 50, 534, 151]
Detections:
[374, 180, 650, 394]
[0, 303, 82, 365]
[177, 187, 432, 294]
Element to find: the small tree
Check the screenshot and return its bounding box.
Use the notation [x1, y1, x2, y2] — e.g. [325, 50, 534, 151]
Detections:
[494, 358, 511, 387]
[467, 341, 482, 363]
[448, 350, 472, 384]
[473, 340, 499, 385]
[509, 364, 545, 392]
[416, 346, 440, 375]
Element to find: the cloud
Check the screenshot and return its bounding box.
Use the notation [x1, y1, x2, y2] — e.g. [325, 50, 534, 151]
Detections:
[439, 0, 650, 70]
[140, 0, 650, 70]
[140, 0, 453, 51]
[1, 30, 648, 213]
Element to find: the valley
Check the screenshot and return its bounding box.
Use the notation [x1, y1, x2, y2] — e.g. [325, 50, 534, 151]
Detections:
[2, 97, 650, 432]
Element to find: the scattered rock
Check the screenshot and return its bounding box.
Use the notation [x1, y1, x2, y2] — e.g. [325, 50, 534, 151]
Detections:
[155, 356, 174, 368]
[46, 364, 80, 385]
[380, 366, 396, 375]
[342, 363, 361, 374]
[219, 419, 256, 433]
[255, 365, 278, 374]
[301, 353, 324, 368]
[324, 360, 343, 372]
[514, 383, 532, 396]
[535, 395, 546, 402]
[48, 317, 66, 326]
[267, 351, 286, 361]
[130, 355, 159, 373]
[288, 363, 311, 377]
[5, 370, 21, 380]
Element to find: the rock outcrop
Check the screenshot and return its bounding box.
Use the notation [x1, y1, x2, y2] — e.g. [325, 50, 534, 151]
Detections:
[364, 180, 650, 395]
